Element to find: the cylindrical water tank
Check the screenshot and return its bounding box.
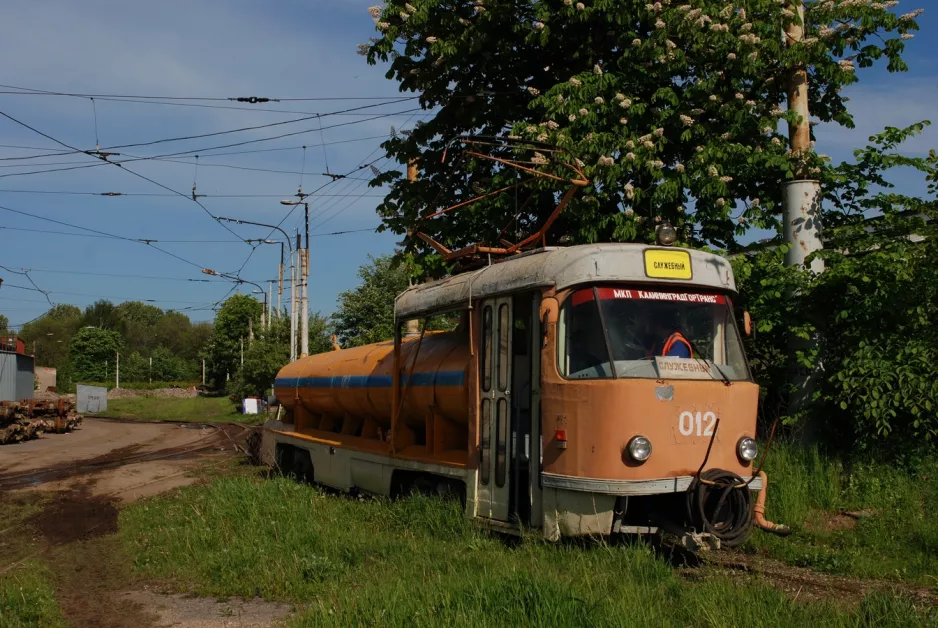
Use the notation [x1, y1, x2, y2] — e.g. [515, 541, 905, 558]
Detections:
[274, 329, 470, 429]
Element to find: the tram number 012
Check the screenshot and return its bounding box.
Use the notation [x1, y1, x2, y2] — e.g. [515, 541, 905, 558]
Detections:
[679, 411, 716, 437]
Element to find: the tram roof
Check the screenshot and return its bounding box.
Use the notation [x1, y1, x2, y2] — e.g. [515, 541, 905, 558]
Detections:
[394, 243, 737, 320]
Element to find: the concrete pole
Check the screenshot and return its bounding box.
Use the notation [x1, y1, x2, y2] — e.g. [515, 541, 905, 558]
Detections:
[783, 1, 824, 274]
[301, 249, 309, 358]
[268, 281, 273, 330]
[290, 241, 298, 362]
[404, 160, 420, 340]
[783, 1, 824, 420]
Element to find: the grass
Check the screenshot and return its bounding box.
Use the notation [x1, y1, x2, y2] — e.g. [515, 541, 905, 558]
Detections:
[95, 395, 265, 425]
[119, 474, 937, 627]
[748, 444, 938, 585]
[0, 562, 65, 628]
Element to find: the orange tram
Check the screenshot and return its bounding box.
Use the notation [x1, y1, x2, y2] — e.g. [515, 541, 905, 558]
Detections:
[262, 234, 789, 549]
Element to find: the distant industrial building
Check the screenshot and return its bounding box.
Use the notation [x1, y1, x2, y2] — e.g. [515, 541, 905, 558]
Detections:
[0, 335, 35, 402]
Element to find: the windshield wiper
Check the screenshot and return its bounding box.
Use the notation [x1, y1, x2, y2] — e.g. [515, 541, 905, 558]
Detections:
[685, 337, 732, 386]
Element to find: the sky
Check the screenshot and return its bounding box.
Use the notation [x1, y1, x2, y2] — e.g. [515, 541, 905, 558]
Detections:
[0, 1, 935, 330]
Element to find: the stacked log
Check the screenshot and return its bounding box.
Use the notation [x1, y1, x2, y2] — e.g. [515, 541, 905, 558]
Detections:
[0, 398, 83, 445]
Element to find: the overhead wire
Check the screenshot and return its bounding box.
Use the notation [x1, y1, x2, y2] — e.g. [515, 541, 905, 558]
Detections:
[0, 189, 386, 199]
[0, 84, 432, 101]
[0, 109, 247, 243]
[99, 98, 417, 151]
[0, 203, 220, 271]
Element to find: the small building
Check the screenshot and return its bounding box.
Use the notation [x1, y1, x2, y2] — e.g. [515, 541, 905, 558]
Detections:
[0, 334, 35, 402]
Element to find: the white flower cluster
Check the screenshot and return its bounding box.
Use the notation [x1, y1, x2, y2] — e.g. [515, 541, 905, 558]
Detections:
[532, 152, 549, 165]
[426, 36, 437, 43]
[569, 77, 582, 87]
[546, 120, 560, 129]
[595, 96, 605, 104]
[625, 183, 635, 199]
[708, 165, 718, 177]
[527, 86, 540, 95]
[838, 58, 856, 72]
[598, 156, 615, 166]
[680, 114, 694, 126]
[368, 5, 382, 18]
[533, 21, 545, 30]
[900, 9, 925, 21]
[675, 163, 685, 172]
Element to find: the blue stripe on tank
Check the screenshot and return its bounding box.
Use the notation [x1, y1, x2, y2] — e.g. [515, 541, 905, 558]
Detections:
[274, 370, 465, 389]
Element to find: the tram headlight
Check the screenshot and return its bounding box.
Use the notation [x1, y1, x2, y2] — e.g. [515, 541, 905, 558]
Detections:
[737, 437, 758, 462]
[627, 436, 652, 462]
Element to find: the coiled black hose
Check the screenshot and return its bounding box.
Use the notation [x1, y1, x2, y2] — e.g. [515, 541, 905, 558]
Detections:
[687, 468, 754, 548]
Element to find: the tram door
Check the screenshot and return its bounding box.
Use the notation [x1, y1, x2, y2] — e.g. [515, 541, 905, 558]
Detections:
[477, 294, 535, 525]
[477, 297, 513, 521]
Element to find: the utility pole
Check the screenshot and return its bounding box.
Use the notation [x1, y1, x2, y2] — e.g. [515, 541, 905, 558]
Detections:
[278, 242, 284, 319]
[405, 159, 421, 338]
[300, 204, 310, 358]
[290, 235, 298, 362]
[268, 281, 273, 330]
[783, 1, 824, 421]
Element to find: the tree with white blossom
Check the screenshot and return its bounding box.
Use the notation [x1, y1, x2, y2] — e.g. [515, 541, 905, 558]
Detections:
[361, 0, 923, 273]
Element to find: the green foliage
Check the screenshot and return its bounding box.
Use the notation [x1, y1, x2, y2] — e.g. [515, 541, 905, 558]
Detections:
[80, 299, 124, 332]
[748, 444, 938, 584]
[332, 254, 409, 347]
[0, 561, 66, 628]
[205, 294, 263, 387]
[361, 0, 921, 270]
[68, 326, 123, 383]
[734, 124, 938, 458]
[0, 313, 8, 333]
[227, 335, 289, 400]
[18, 301, 212, 390]
[18, 304, 82, 372]
[308, 311, 334, 355]
[119, 475, 937, 627]
[97, 396, 248, 424]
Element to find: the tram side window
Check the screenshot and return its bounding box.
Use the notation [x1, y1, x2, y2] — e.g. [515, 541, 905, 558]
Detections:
[558, 295, 613, 379]
[481, 305, 493, 392]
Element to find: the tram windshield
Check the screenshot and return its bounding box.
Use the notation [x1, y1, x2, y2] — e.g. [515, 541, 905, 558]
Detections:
[558, 286, 751, 381]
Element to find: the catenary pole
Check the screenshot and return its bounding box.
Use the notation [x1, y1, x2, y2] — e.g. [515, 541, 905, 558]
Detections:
[783, 1, 824, 420]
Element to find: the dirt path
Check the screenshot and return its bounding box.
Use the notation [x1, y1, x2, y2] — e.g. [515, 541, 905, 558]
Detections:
[684, 550, 938, 609]
[1, 418, 289, 628]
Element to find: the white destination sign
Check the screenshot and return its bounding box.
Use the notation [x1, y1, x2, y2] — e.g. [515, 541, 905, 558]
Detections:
[654, 356, 714, 380]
